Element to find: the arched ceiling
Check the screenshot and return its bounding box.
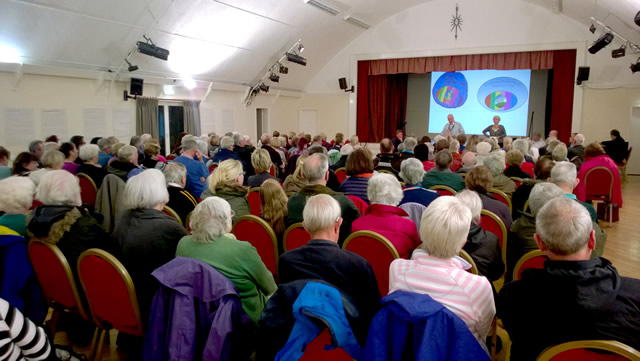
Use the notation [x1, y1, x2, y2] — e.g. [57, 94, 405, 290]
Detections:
[0, 0, 638, 93]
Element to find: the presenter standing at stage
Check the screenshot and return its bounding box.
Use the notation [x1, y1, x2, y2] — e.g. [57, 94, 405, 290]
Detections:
[482, 116, 507, 142]
[441, 114, 465, 137]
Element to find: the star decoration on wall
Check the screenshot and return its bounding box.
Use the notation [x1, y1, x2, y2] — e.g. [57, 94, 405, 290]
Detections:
[450, 3, 463, 40]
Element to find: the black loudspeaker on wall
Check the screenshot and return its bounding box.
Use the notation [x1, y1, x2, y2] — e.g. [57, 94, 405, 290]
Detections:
[130, 78, 144, 96]
[338, 77, 354, 92]
[576, 66, 590, 85]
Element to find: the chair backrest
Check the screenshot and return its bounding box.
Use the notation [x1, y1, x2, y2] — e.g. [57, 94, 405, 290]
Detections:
[269, 164, 276, 176]
[77, 173, 98, 206]
[283, 222, 311, 252]
[208, 163, 218, 173]
[233, 215, 279, 277]
[162, 205, 183, 226]
[513, 250, 547, 280]
[584, 166, 614, 201]
[489, 188, 512, 213]
[77, 249, 144, 336]
[510, 177, 522, 188]
[342, 231, 399, 297]
[480, 209, 507, 272]
[377, 169, 395, 176]
[626, 147, 632, 163]
[28, 239, 88, 320]
[166, 155, 176, 161]
[399, 202, 427, 234]
[523, 199, 530, 213]
[185, 211, 193, 234]
[335, 168, 347, 184]
[429, 185, 457, 196]
[458, 249, 479, 275]
[247, 187, 262, 216]
[346, 195, 368, 215]
[298, 328, 354, 361]
[537, 340, 640, 361]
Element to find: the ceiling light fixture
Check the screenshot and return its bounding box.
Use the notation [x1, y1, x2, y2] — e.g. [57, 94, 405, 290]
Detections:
[183, 77, 196, 89]
[259, 83, 270, 92]
[163, 84, 175, 95]
[286, 52, 307, 66]
[137, 35, 170, 61]
[298, 43, 305, 53]
[611, 44, 626, 58]
[631, 58, 640, 74]
[269, 72, 280, 83]
[304, 0, 341, 16]
[588, 32, 614, 54]
[278, 63, 289, 74]
[124, 59, 139, 72]
[589, 23, 596, 33]
[344, 15, 370, 29]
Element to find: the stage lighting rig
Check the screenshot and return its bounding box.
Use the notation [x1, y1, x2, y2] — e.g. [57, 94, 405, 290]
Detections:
[611, 44, 626, 58]
[136, 35, 170, 61]
[125, 59, 138, 72]
[588, 32, 614, 54]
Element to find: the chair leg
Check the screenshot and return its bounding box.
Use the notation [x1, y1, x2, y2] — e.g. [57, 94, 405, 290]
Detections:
[609, 204, 613, 227]
[490, 316, 498, 359]
[47, 308, 61, 337]
[88, 328, 100, 361]
[93, 329, 107, 361]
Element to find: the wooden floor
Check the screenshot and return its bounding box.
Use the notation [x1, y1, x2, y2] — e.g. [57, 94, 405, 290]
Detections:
[53, 176, 640, 360]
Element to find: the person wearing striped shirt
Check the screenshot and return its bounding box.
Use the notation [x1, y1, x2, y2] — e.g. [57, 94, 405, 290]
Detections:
[389, 196, 496, 343]
[164, 162, 199, 225]
[0, 298, 52, 361]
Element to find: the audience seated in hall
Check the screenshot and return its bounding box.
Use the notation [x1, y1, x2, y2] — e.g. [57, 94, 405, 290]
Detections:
[0, 146, 11, 180]
[456, 190, 504, 281]
[339, 148, 374, 204]
[512, 138, 536, 172]
[283, 155, 308, 193]
[351, 173, 421, 259]
[60, 142, 80, 174]
[504, 149, 531, 179]
[0, 177, 32, 238]
[465, 166, 513, 229]
[259, 134, 284, 176]
[176, 196, 276, 323]
[279, 194, 380, 341]
[112, 169, 187, 327]
[389, 196, 496, 343]
[201, 159, 250, 221]
[259, 179, 289, 243]
[449, 139, 462, 172]
[399, 158, 439, 208]
[484, 153, 517, 197]
[551, 161, 598, 222]
[174, 136, 209, 198]
[499, 197, 640, 360]
[164, 162, 198, 225]
[601, 129, 627, 164]
[0, 298, 54, 360]
[213, 135, 242, 165]
[332, 142, 352, 170]
[287, 153, 360, 245]
[422, 139, 451, 172]
[28, 140, 45, 164]
[511, 157, 554, 220]
[232, 132, 255, 177]
[248, 149, 278, 188]
[107, 144, 142, 182]
[457, 151, 477, 174]
[140, 142, 166, 171]
[76, 144, 108, 189]
[96, 137, 113, 167]
[373, 138, 399, 177]
[551, 142, 568, 162]
[568, 133, 585, 160]
[391, 136, 417, 172]
[29, 150, 63, 186]
[575, 143, 623, 208]
[421, 150, 466, 192]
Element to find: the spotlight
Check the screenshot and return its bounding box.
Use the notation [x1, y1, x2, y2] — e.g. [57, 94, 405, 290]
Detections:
[589, 23, 596, 34]
[125, 59, 138, 72]
[136, 35, 170, 61]
[269, 72, 280, 83]
[612, 45, 626, 58]
[259, 83, 270, 92]
[631, 59, 640, 73]
[298, 43, 305, 52]
[279, 63, 288, 74]
[588, 32, 614, 54]
[286, 52, 307, 66]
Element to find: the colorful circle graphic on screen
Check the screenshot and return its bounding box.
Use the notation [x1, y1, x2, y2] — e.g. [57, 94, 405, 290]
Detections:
[477, 77, 528, 112]
[432, 72, 468, 108]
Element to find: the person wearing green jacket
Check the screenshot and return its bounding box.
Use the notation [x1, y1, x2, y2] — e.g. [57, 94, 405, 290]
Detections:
[201, 159, 250, 221]
[421, 150, 466, 191]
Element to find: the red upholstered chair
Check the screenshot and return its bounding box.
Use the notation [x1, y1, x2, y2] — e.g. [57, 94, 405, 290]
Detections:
[335, 168, 347, 184]
[28, 239, 89, 336]
[509, 177, 522, 188]
[166, 155, 176, 161]
[346, 195, 368, 216]
[269, 164, 276, 176]
[489, 188, 512, 213]
[429, 185, 457, 196]
[458, 249, 479, 275]
[480, 209, 507, 275]
[208, 163, 218, 173]
[31, 199, 43, 210]
[162, 205, 183, 226]
[298, 328, 354, 361]
[247, 187, 262, 216]
[77, 173, 98, 206]
[537, 340, 640, 361]
[513, 250, 547, 281]
[283, 223, 311, 252]
[233, 215, 279, 278]
[584, 166, 615, 226]
[342, 230, 399, 297]
[77, 249, 144, 361]
[185, 211, 193, 234]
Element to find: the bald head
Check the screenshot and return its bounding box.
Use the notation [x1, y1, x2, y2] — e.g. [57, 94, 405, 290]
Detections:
[380, 138, 393, 154]
[462, 152, 477, 167]
[303, 153, 329, 184]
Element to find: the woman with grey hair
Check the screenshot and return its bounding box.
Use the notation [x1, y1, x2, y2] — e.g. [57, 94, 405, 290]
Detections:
[399, 158, 439, 208]
[484, 153, 516, 197]
[112, 169, 188, 325]
[77, 143, 108, 188]
[0, 177, 34, 237]
[176, 196, 276, 323]
[351, 173, 421, 258]
[28, 150, 64, 186]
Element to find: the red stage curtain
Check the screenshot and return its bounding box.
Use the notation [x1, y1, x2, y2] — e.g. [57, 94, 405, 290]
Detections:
[356, 61, 371, 142]
[364, 74, 408, 142]
[549, 49, 576, 143]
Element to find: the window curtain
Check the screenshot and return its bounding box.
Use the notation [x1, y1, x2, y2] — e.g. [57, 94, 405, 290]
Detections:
[135, 97, 159, 137]
[549, 50, 576, 144]
[183, 100, 201, 136]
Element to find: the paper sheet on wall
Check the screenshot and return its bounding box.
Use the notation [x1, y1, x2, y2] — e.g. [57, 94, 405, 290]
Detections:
[4, 108, 34, 147]
[222, 110, 234, 133]
[41, 109, 67, 141]
[112, 109, 133, 141]
[83, 109, 106, 140]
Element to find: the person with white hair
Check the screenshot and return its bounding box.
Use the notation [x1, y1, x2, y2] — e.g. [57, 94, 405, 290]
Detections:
[287, 154, 360, 245]
[279, 194, 380, 339]
[389, 196, 495, 342]
[259, 133, 284, 174]
[551, 143, 568, 162]
[77, 143, 108, 188]
[551, 161, 597, 221]
[399, 158, 439, 208]
[212, 136, 242, 165]
[568, 133, 585, 159]
[106, 144, 141, 181]
[0, 177, 34, 237]
[173, 136, 209, 198]
[349, 135, 361, 150]
[232, 132, 254, 177]
[484, 153, 517, 197]
[455, 190, 504, 281]
[499, 197, 640, 360]
[332, 143, 353, 170]
[351, 173, 420, 259]
[96, 138, 113, 167]
[475, 141, 492, 166]
[112, 169, 188, 325]
[457, 151, 477, 173]
[391, 137, 417, 172]
[28, 149, 64, 186]
[176, 196, 276, 323]
[441, 114, 465, 137]
[164, 162, 198, 225]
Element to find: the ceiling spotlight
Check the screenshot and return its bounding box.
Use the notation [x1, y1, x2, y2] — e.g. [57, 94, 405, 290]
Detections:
[125, 59, 138, 72]
[286, 52, 307, 66]
[259, 83, 270, 92]
[589, 23, 596, 34]
[278, 63, 288, 74]
[183, 77, 196, 89]
[298, 43, 305, 53]
[269, 72, 280, 83]
[612, 44, 626, 58]
[136, 35, 170, 61]
[631, 59, 640, 73]
[588, 32, 614, 54]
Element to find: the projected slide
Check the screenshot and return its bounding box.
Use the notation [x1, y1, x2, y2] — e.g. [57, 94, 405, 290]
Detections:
[428, 69, 531, 136]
